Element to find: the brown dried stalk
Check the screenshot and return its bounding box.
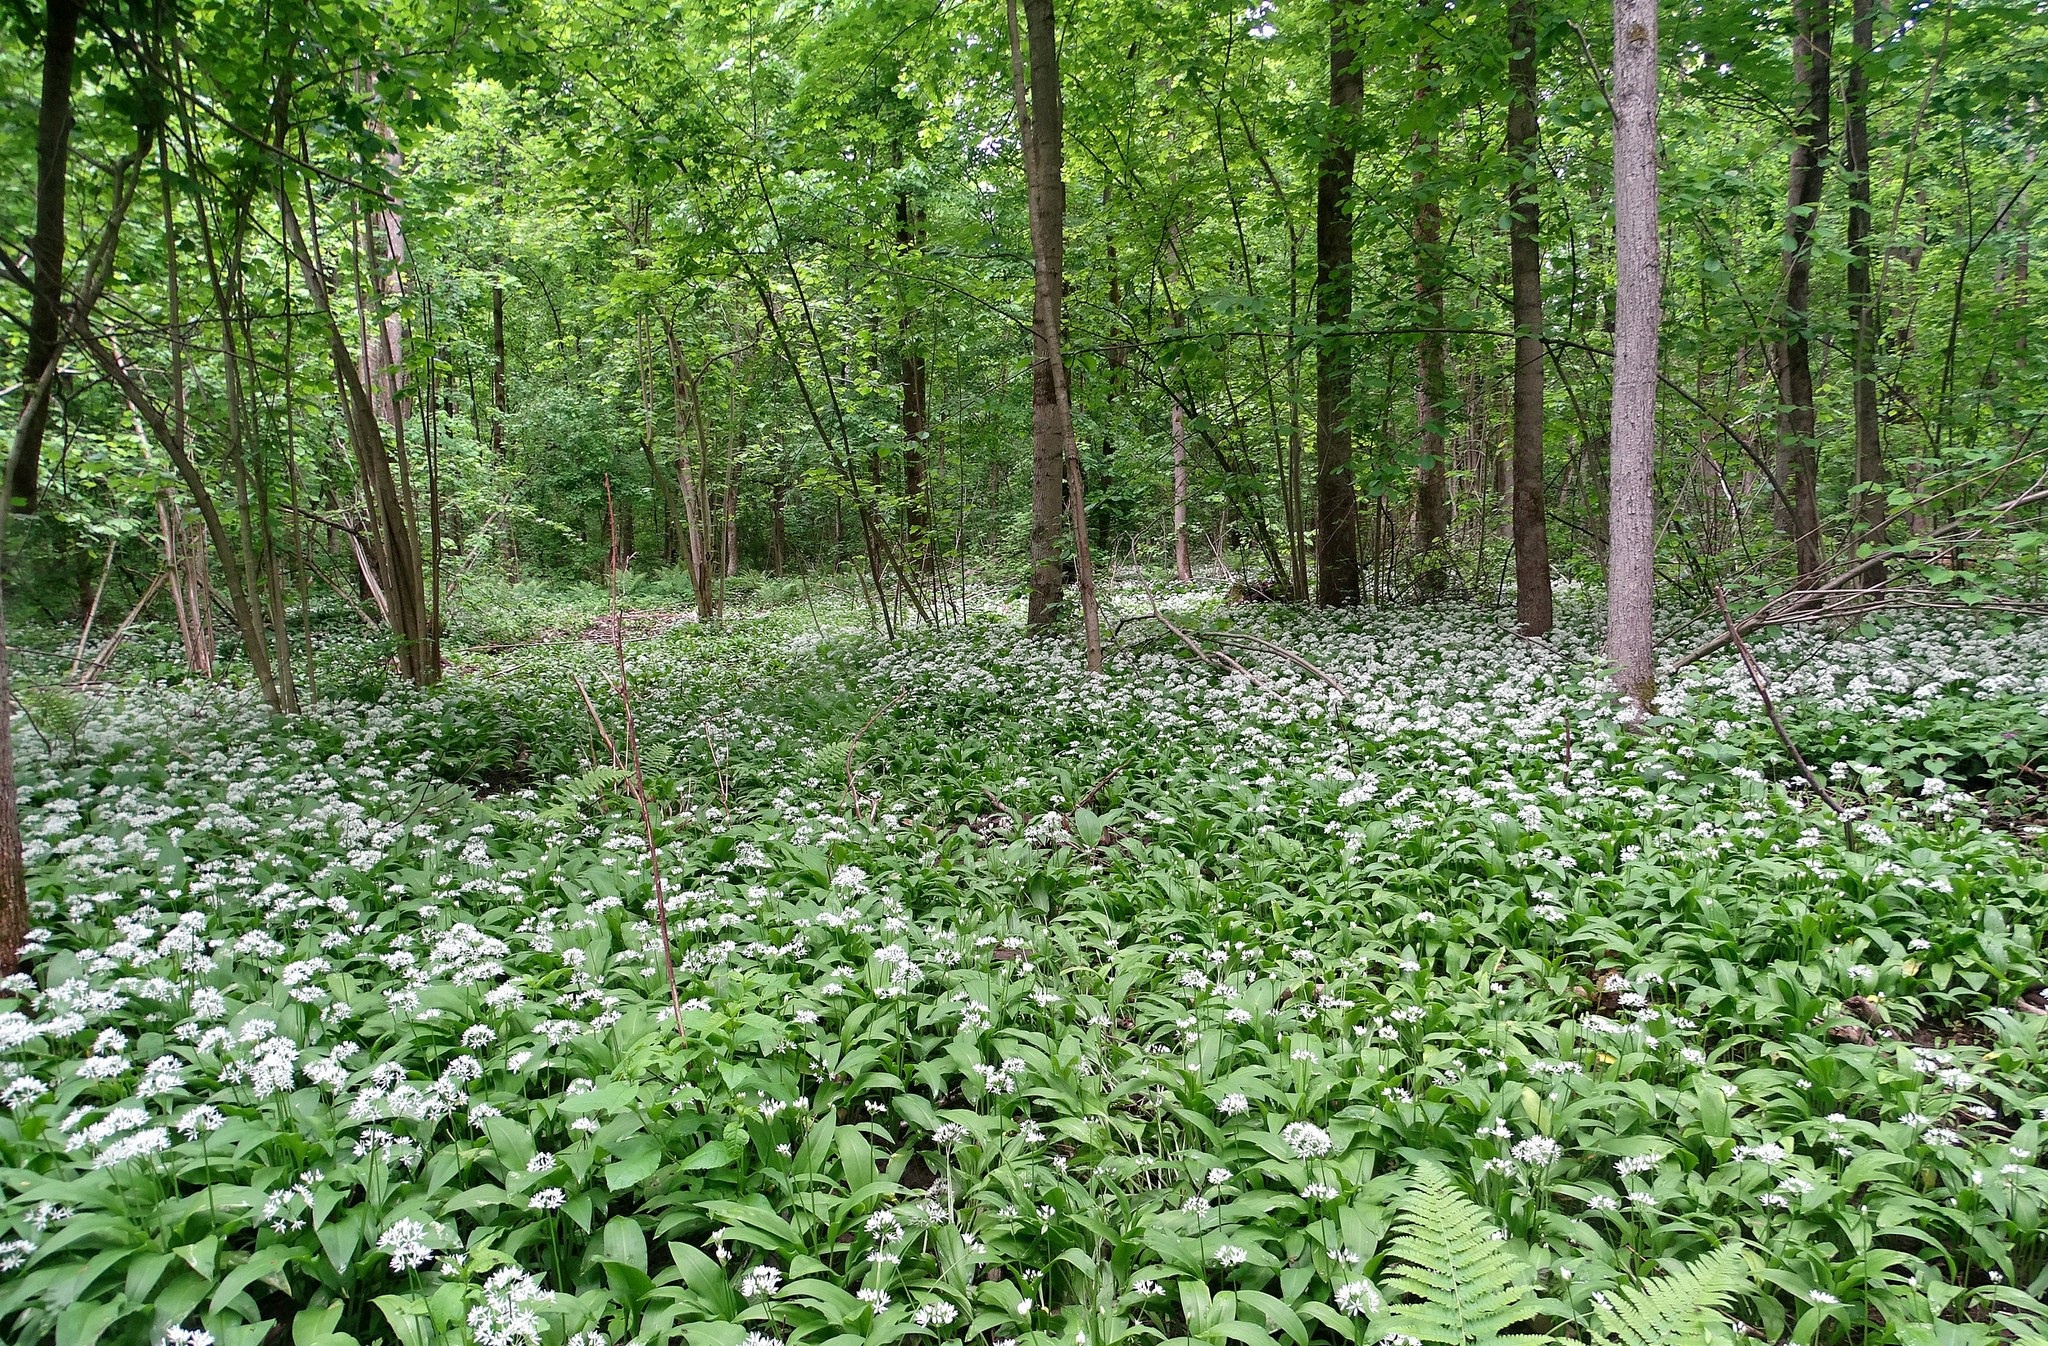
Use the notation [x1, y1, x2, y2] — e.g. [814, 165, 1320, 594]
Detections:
[604, 476, 685, 1036]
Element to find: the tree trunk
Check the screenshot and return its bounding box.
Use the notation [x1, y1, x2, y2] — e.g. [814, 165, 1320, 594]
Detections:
[1412, 47, 1451, 597]
[1012, 0, 1066, 629]
[279, 186, 437, 686]
[1313, 0, 1363, 607]
[1608, 0, 1660, 713]
[1845, 0, 1886, 583]
[660, 320, 716, 621]
[1172, 397, 1193, 581]
[1508, 0, 1554, 636]
[0, 535, 23, 977]
[1009, 0, 1102, 668]
[10, 0, 81, 514]
[769, 475, 788, 577]
[491, 279, 508, 459]
[1774, 0, 1830, 581]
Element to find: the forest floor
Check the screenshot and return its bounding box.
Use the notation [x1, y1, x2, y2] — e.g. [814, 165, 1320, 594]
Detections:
[5, 579, 2048, 1346]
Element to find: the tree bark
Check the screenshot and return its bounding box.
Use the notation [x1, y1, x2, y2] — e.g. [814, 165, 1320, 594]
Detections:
[1009, 0, 1102, 667]
[769, 474, 788, 577]
[10, 0, 82, 514]
[1412, 47, 1451, 598]
[1774, 0, 1830, 581]
[491, 278, 508, 459]
[1507, 0, 1554, 636]
[1172, 397, 1193, 581]
[659, 320, 717, 620]
[1608, 0, 1661, 713]
[1012, 0, 1066, 629]
[1313, 0, 1363, 607]
[278, 185, 437, 686]
[899, 190, 931, 571]
[1845, 0, 1886, 584]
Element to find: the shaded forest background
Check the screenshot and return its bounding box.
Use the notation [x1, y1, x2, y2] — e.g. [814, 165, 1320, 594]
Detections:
[1, 0, 2044, 699]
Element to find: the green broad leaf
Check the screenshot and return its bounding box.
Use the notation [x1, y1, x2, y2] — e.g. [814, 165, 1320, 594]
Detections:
[210, 1247, 300, 1316]
[603, 1215, 649, 1272]
[56, 1296, 131, 1346]
[606, 1135, 663, 1190]
[373, 1295, 435, 1346]
[317, 1209, 364, 1274]
[677, 1139, 732, 1171]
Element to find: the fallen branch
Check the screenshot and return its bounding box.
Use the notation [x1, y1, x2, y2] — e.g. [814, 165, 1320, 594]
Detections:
[79, 572, 166, 687]
[844, 688, 910, 821]
[570, 674, 622, 770]
[1712, 583, 1851, 840]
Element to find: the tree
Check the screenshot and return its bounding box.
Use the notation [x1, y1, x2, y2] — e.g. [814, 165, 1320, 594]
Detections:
[1010, 0, 1101, 667]
[1412, 38, 1450, 598]
[1314, 0, 1364, 608]
[1844, 0, 1885, 583]
[1507, 0, 1553, 636]
[1773, 0, 1830, 583]
[9, 0, 80, 515]
[1608, 0, 1660, 712]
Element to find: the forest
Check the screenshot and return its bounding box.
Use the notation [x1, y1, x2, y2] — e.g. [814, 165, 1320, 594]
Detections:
[1, 0, 2046, 1343]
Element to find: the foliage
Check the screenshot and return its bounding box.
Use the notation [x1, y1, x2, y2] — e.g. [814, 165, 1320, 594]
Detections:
[1, 582, 2047, 1346]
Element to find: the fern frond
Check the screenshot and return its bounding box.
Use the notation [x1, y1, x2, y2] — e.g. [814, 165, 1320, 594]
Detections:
[1593, 1246, 1748, 1346]
[561, 764, 628, 802]
[1376, 1162, 1546, 1345]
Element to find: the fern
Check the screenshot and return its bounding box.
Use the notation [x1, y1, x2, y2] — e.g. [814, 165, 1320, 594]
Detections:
[1372, 1164, 1749, 1346]
[1591, 1247, 1748, 1346]
[1375, 1162, 1551, 1345]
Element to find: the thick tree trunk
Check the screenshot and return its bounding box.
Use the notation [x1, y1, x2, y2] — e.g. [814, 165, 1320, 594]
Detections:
[1012, 0, 1065, 629]
[1010, 0, 1101, 667]
[10, 0, 81, 514]
[1845, 0, 1886, 584]
[1412, 49, 1450, 597]
[1508, 0, 1554, 636]
[1172, 398, 1192, 581]
[1608, 0, 1661, 713]
[1313, 0, 1363, 607]
[1774, 0, 1830, 581]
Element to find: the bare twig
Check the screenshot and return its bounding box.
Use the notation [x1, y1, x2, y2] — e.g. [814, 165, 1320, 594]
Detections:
[68, 544, 116, 678]
[570, 674, 622, 770]
[1076, 761, 1128, 810]
[79, 572, 167, 687]
[1711, 583, 1851, 840]
[844, 689, 910, 821]
[604, 476, 685, 1036]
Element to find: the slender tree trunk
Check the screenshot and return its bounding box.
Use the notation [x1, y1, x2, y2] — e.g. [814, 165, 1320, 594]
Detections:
[896, 177, 934, 573]
[1608, 0, 1661, 713]
[1314, 0, 1363, 607]
[1846, 0, 1886, 584]
[660, 321, 716, 621]
[769, 475, 788, 577]
[491, 279, 508, 459]
[1774, 0, 1830, 581]
[0, 521, 23, 977]
[10, 0, 81, 513]
[1412, 47, 1451, 597]
[1508, 0, 1554, 636]
[279, 185, 437, 686]
[1172, 397, 1193, 581]
[1009, 0, 1101, 667]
